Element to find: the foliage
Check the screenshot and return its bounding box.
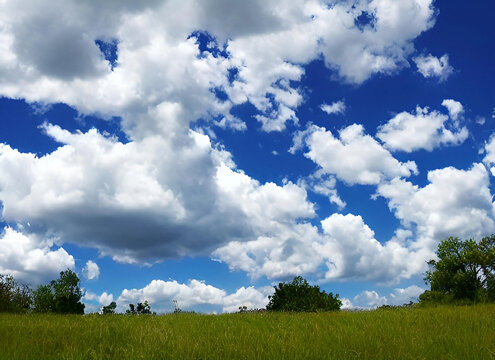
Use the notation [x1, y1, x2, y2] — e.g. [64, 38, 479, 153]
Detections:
[266, 276, 341, 312]
[0, 274, 31, 313]
[422, 235, 495, 304]
[2, 305, 495, 359]
[126, 300, 152, 315]
[32, 284, 55, 313]
[32, 269, 85, 314]
[101, 301, 117, 315]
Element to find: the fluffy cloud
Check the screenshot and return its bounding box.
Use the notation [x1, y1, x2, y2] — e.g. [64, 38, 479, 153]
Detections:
[291, 124, 417, 185]
[116, 279, 272, 313]
[413, 54, 453, 81]
[376, 102, 468, 152]
[441, 99, 464, 121]
[376, 163, 495, 251]
[83, 260, 100, 280]
[0, 123, 315, 264]
[215, 213, 425, 284]
[482, 132, 495, 176]
[319, 214, 423, 283]
[348, 285, 425, 309]
[321, 100, 346, 115]
[0, 227, 74, 285]
[352, 290, 387, 308]
[0, 0, 441, 284]
[0, 0, 436, 133]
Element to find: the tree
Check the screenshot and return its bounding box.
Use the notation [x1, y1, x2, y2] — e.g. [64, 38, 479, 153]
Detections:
[32, 269, 85, 314]
[101, 301, 117, 315]
[266, 276, 342, 312]
[32, 284, 55, 313]
[126, 300, 152, 314]
[0, 274, 31, 313]
[51, 269, 85, 314]
[421, 236, 495, 304]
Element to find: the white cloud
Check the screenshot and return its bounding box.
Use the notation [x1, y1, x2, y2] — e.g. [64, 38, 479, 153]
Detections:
[0, 227, 74, 285]
[348, 285, 425, 309]
[319, 214, 422, 283]
[482, 133, 495, 176]
[213, 222, 325, 280]
[321, 100, 346, 115]
[298, 172, 346, 209]
[376, 163, 495, 253]
[0, 0, 442, 285]
[0, 126, 316, 264]
[0, 0, 437, 133]
[292, 124, 417, 185]
[353, 290, 387, 308]
[98, 292, 114, 306]
[116, 279, 272, 313]
[215, 212, 425, 284]
[388, 285, 424, 305]
[441, 99, 464, 121]
[376, 103, 468, 152]
[83, 260, 100, 280]
[413, 54, 453, 81]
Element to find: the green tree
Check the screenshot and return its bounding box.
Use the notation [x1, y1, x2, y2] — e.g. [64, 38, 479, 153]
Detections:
[101, 301, 117, 315]
[126, 300, 152, 315]
[32, 269, 85, 314]
[421, 236, 495, 304]
[32, 284, 55, 313]
[51, 269, 85, 314]
[0, 274, 31, 313]
[266, 276, 342, 312]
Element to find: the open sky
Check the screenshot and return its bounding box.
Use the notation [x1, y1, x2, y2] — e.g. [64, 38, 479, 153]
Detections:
[0, 0, 494, 313]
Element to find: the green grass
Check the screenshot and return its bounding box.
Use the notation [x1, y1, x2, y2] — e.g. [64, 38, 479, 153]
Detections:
[1, 305, 494, 359]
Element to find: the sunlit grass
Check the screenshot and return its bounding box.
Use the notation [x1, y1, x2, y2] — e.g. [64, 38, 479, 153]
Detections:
[1, 304, 494, 359]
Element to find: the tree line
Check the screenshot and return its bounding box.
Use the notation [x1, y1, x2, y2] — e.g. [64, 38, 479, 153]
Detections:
[2, 234, 494, 314]
[0, 269, 85, 314]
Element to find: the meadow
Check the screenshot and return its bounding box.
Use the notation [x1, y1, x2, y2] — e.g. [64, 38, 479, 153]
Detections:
[1, 304, 494, 360]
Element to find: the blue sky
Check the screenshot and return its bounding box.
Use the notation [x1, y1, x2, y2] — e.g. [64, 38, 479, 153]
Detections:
[0, 0, 494, 312]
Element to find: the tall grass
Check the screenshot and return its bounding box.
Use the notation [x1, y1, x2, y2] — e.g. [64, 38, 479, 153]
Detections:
[1, 304, 494, 359]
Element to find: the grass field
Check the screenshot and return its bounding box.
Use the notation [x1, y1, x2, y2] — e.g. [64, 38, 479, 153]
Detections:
[1, 304, 494, 360]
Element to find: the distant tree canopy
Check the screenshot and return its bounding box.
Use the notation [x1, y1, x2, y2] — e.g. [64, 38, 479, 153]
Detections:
[32, 269, 85, 314]
[421, 235, 495, 304]
[266, 276, 342, 312]
[126, 300, 152, 315]
[0, 274, 31, 313]
[101, 301, 117, 315]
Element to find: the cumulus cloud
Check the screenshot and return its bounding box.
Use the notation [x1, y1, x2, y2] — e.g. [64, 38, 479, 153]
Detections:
[215, 213, 425, 284]
[376, 102, 468, 152]
[0, 0, 441, 284]
[319, 214, 423, 283]
[0, 125, 316, 264]
[0, 227, 74, 285]
[116, 279, 273, 313]
[298, 171, 346, 209]
[348, 285, 425, 309]
[481, 133, 495, 176]
[321, 100, 346, 115]
[376, 163, 495, 252]
[83, 260, 100, 280]
[0, 0, 436, 133]
[441, 99, 464, 121]
[413, 54, 453, 81]
[291, 124, 417, 185]
[353, 290, 387, 308]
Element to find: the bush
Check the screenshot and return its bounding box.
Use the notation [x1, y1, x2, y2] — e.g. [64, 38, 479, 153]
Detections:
[0, 274, 31, 313]
[266, 276, 341, 312]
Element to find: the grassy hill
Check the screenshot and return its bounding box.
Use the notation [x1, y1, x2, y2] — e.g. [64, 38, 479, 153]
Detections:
[1, 304, 494, 359]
